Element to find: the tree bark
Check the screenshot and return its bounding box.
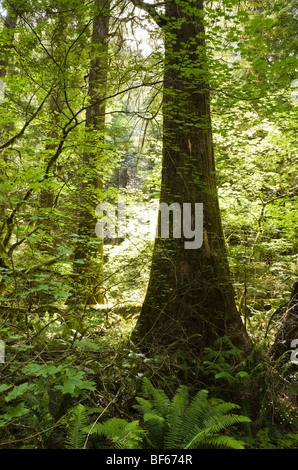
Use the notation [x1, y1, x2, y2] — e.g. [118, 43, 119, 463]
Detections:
[0, 3, 18, 270]
[37, 90, 65, 255]
[132, 0, 251, 353]
[0, 4, 18, 80]
[73, 0, 110, 304]
[270, 282, 298, 361]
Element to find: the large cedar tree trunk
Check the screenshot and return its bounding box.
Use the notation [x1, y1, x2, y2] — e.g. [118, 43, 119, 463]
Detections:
[132, 0, 250, 352]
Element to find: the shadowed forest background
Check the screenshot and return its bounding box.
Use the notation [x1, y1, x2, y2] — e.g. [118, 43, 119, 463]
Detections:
[0, 0, 297, 450]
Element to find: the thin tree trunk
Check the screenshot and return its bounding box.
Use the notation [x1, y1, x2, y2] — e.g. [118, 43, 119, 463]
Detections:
[270, 282, 298, 361]
[73, 0, 109, 304]
[37, 91, 64, 255]
[0, 3, 18, 270]
[0, 5, 18, 80]
[132, 0, 251, 352]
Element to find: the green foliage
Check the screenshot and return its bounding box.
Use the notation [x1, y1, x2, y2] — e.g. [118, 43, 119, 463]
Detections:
[65, 404, 88, 449]
[0, 0, 297, 451]
[134, 378, 250, 449]
[244, 427, 298, 449]
[202, 338, 266, 398]
[0, 345, 97, 447]
[87, 417, 145, 449]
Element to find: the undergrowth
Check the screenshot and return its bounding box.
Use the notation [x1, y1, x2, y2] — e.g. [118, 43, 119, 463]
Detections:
[1, 305, 298, 449]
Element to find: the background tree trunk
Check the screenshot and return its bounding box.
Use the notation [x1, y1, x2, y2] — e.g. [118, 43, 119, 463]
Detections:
[0, 3, 18, 81]
[38, 10, 68, 255]
[0, 2, 18, 270]
[132, 0, 251, 353]
[271, 281, 298, 361]
[73, 0, 110, 304]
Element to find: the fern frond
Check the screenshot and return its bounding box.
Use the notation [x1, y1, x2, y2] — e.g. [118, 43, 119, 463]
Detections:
[165, 385, 189, 449]
[198, 434, 246, 449]
[91, 418, 144, 449]
[215, 371, 235, 384]
[92, 418, 128, 438]
[184, 414, 250, 449]
[136, 379, 250, 450]
[134, 397, 153, 415]
[198, 400, 241, 427]
[65, 404, 88, 449]
[143, 413, 165, 448]
[183, 389, 209, 438]
[213, 336, 243, 362]
[141, 378, 170, 416]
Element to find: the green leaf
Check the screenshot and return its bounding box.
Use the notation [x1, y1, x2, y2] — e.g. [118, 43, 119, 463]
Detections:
[5, 383, 35, 402]
[4, 402, 30, 420]
[0, 384, 12, 394]
[55, 370, 96, 396]
[58, 247, 73, 255]
[74, 340, 102, 350]
[22, 363, 64, 378]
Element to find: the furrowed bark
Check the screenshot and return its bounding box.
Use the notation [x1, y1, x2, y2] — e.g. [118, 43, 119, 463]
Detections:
[132, 0, 251, 353]
[73, 0, 110, 305]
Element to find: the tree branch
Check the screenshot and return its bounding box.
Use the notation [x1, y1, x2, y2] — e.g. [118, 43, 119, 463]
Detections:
[0, 87, 54, 152]
[130, 0, 167, 27]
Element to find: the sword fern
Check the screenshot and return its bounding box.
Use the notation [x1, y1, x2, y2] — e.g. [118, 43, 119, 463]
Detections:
[135, 378, 250, 449]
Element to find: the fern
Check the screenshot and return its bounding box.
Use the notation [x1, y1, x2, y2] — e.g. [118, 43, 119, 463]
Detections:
[142, 412, 165, 448]
[65, 404, 88, 449]
[141, 377, 171, 415]
[89, 418, 145, 449]
[184, 412, 250, 449]
[183, 389, 210, 437]
[199, 434, 247, 449]
[135, 379, 250, 449]
[165, 385, 189, 449]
